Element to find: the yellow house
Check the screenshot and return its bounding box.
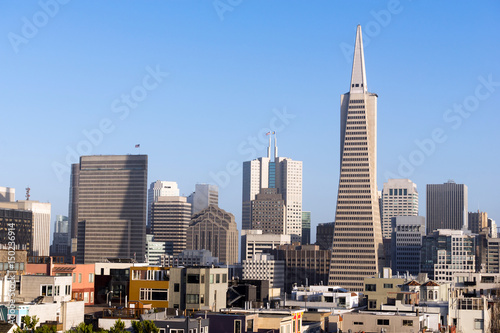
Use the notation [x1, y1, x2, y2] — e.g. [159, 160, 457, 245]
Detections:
[129, 266, 170, 308]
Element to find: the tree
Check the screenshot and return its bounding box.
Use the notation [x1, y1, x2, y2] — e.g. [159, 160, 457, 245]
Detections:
[13, 316, 56, 333]
[131, 320, 159, 333]
[70, 323, 95, 333]
[109, 319, 126, 333]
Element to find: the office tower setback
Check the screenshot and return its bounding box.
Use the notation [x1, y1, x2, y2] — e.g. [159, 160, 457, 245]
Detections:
[301, 211, 311, 245]
[468, 211, 488, 235]
[426, 180, 468, 234]
[421, 229, 475, 281]
[187, 184, 219, 215]
[145, 234, 166, 266]
[242, 134, 303, 241]
[250, 188, 286, 234]
[73, 155, 148, 264]
[151, 196, 191, 255]
[328, 26, 384, 291]
[187, 205, 238, 265]
[381, 179, 419, 239]
[148, 181, 180, 226]
[0, 199, 51, 256]
[390, 216, 426, 276]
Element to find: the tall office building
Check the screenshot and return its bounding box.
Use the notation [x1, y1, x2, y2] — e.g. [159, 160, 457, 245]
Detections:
[0, 198, 51, 256]
[0, 208, 33, 254]
[468, 211, 488, 235]
[187, 184, 219, 215]
[73, 155, 148, 264]
[242, 134, 303, 241]
[301, 211, 311, 245]
[381, 179, 419, 239]
[426, 180, 468, 234]
[250, 188, 286, 234]
[421, 229, 475, 281]
[186, 205, 238, 265]
[51, 215, 70, 256]
[328, 26, 384, 292]
[147, 181, 180, 226]
[315, 222, 335, 251]
[151, 196, 191, 255]
[390, 216, 426, 276]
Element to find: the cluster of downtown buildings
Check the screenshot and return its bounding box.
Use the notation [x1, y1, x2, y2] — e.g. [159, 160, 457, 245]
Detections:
[1, 26, 499, 333]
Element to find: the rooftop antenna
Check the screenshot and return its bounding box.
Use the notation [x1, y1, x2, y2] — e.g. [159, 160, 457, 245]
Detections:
[25, 186, 31, 201]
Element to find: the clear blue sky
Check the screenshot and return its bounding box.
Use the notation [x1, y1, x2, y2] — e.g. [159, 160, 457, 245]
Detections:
[1, 1, 499, 242]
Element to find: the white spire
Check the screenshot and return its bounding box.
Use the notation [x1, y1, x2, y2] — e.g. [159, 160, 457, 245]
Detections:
[273, 132, 278, 161]
[266, 132, 271, 158]
[349, 25, 367, 94]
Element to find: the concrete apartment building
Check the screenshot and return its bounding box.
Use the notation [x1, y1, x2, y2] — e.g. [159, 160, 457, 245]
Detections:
[328, 25, 384, 291]
[151, 196, 191, 255]
[129, 266, 170, 308]
[426, 180, 468, 234]
[187, 205, 238, 265]
[381, 179, 419, 239]
[170, 266, 228, 311]
[72, 155, 148, 264]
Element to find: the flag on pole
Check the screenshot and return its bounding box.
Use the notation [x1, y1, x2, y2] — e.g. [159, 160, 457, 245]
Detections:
[266, 132, 271, 136]
[135, 144, 140, 148]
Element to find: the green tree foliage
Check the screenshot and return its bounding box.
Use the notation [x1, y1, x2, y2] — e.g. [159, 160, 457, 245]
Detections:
[109, 319, 126, 333]
[131, 320, 159, 333]
[70, 323, 95, 333]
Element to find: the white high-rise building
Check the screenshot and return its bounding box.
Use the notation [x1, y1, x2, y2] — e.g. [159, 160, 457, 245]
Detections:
[241, 229, 291, 261]
[242, 134, 303, 242]
[187, 184, 219, 215]
[381, 179, 419, 239]
[148, 181, 180, 225]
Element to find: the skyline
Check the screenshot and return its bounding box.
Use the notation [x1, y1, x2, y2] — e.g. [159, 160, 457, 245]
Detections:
[1, 1, 499, 241]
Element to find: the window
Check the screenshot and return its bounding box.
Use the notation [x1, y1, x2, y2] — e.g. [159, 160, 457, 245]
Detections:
[89, 273, 94, 283]
[210, 274, 214, 284]
[140, 288, 168, 301]
[174, 283, 180, 292]
[201, 275, 205, 283]
[368, 300, 377, 309]
[186, 294, 199, 304]
[353, 322, 363, 325]
[216, 274, 220, 283]
[365, 284, 376, 292]
[54, 286, 60, 296]
[377, 319, 390, 325]
[159, 329, 166, 333]
[222, 274, 227, 283]
[234, 320, 241, 333]
[171, 330, 184, 333]
[84, 292, 89, 303]
[90, 292, 94, 303]
[187, 274, 200, 284]
[78, 273, 82, 283]
[65, 285, 71, 295]
[403, 320, 413, 326]
[73, 273, 76, 283]
[200, 294, 204, 304]
[474, 319, 484, 329]
[383, 283, 393, 288]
